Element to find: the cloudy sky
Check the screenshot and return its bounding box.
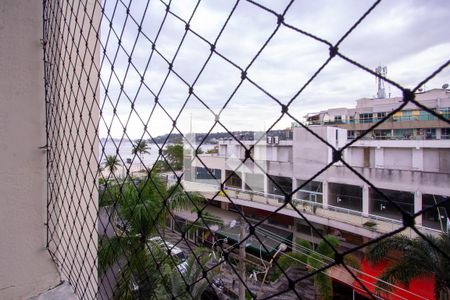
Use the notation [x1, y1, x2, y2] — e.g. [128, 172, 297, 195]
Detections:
[99, 0, 450, 139]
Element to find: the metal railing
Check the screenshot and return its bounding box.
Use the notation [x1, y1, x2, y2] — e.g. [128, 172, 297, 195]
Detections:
[220, 186, 443, 237]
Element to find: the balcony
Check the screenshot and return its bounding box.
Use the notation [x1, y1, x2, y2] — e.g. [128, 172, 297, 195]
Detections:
[198, 185, 441, 239]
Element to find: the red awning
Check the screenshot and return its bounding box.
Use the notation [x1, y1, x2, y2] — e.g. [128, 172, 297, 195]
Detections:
[353, 259, 435, 300]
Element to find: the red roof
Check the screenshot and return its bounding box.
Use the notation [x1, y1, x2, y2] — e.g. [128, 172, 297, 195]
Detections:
[353, 259, 435, 300]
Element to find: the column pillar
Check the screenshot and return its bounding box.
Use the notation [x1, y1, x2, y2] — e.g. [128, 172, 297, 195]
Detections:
[263, 174, 269, 204]
[292, 177, 298, 200]
[241, 171, 246, 191]
[436, 129, 441, 139]
[374, 148, 384, 168]
[414, 190, 423, 225]
[322, 180, 329, 209]
[412, 148, 423, 171]
[362, 185, 370, 217]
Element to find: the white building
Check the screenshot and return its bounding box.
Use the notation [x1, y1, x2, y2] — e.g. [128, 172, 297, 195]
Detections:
[184, 90, 450, 249]
[305, 88, 450, 141]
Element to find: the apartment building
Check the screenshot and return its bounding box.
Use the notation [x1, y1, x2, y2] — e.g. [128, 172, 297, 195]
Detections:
[181, 89, 450, 251]
[305, 88, 450, 141]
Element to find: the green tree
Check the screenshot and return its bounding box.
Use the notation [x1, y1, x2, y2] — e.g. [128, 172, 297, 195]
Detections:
[104, 155, 121, 176]
[306, 236, 339, 300]
[132, 139, 150, 170]
[297, 236, 360, 300]
[98, 175, 205, 299]
[153, 160, 169, 172]
[366, 234, 450, 300]
[154, 247, 217, 299]
[163, 144, 184, 170]
[272, 251, 308, 281]
[206, 146, 218, 154]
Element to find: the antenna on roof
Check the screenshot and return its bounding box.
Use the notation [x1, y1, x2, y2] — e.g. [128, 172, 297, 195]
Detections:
[375, 65, 387, 99]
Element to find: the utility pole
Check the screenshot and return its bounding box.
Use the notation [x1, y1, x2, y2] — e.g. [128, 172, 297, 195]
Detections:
[239, 212, 246, 300]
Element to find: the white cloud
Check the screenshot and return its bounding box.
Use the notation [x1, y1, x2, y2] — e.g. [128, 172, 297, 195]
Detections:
[99, 0, 450, 138]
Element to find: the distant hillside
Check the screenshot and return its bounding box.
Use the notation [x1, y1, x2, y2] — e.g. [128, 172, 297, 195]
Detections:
[150, 129, 293, 144]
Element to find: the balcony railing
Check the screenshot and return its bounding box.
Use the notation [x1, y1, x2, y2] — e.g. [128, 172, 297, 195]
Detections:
[312, 112, 450, 127]
[214, 186, 443, 237]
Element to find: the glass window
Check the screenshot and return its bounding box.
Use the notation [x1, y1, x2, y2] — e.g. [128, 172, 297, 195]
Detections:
[347, 130, 355, 140]
[441, 107, 450, 119]
[401, 110, 412, 121]
[441, 128, 450, 139]
[394, 129, 413, 139]
[425, 128, 436, 140]
[373, 130, 391, 139]
[419, 110, 436, 120]
[195, 167, 221, 180]
[359, 113, 373, 123]
[376, 112, 386, 121]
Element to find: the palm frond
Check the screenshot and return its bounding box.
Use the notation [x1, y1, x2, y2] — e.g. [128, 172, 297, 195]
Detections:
[343, 254, 361, 270]
[366, 235, 413, 265]
[375, 258, 426, 296]
[367, 234, 450, 300]
[104, 155, 121, 174]
[317, 235, 339, 259]
[167, 185, 205, 212]
[315, 271, 333, 300]
[98, 236, 130, 274]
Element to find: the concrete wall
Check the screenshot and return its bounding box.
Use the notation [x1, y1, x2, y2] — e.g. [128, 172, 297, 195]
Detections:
[0, 1, 61, 299]
[293, 126, 329, 173]
[384, 148, 413, 170]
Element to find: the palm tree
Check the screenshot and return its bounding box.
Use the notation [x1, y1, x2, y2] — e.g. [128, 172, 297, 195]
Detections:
[366, 234, 450, 300]
[154, 247, 217, 299]
[104, 155, 121, 176]
[298, 236, 360, 300]
[98, 174, 205, 299]
[131, 139, 150, 171]
[306, 236, 339, 300]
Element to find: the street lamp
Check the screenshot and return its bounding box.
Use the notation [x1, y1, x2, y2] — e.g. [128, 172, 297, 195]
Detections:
[257, 243, 287, 298]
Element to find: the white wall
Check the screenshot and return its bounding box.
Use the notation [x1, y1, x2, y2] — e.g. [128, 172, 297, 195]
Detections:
[423, 149, 440, 172]
[277, 146, 291, 162]
[438, 149, 450, 173]
[348, 148, 365, 167]
[0, 1, 60, 298]
[383, 148, 412, 170]
[45, 0, 100, 297]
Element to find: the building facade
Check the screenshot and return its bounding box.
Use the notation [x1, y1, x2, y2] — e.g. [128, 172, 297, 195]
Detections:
[305, 88, 450, 141]
[184, 89, 450, 251]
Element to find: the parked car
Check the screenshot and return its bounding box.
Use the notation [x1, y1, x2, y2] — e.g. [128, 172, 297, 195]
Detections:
[148, 236, 187, 268]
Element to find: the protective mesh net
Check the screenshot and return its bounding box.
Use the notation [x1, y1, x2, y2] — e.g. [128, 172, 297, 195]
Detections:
[43, 0, 450, 299]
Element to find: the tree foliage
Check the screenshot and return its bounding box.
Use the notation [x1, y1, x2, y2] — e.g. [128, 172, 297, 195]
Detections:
[98, 175, 206, 299]
[131, 139, 150, 157]
[299, 236, 359, 300]
[104, 155, 121, 175]
[154, 247, 217, 299]
[366, 234, 450, 300]
[163, 144, 184, 170]
[132, 139, 150, 170]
